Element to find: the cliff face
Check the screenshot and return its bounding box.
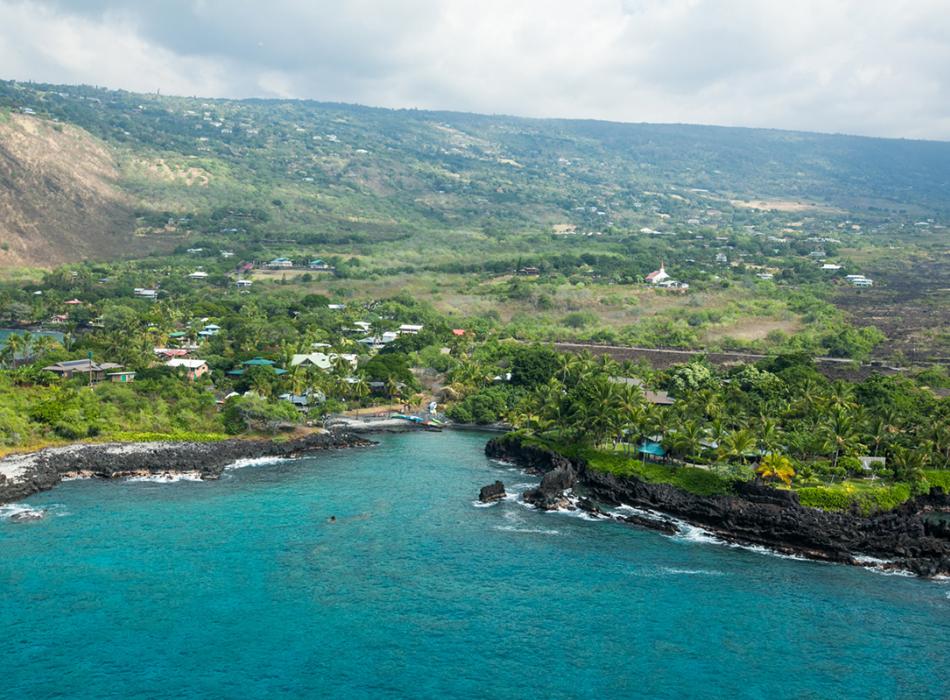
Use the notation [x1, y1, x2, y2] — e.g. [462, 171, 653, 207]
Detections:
[0, 114, 141, 267]
[486, 435, 950, 577]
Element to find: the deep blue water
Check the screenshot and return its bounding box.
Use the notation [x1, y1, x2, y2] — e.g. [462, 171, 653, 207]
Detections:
[1, 431, 948, 699]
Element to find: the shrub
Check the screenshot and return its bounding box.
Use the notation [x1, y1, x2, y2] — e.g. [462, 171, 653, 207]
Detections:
[923, 470, 950, 491]
[222, 395, 300, 434]
[582, 449, 734, 497]
[797, 482, 912, 514]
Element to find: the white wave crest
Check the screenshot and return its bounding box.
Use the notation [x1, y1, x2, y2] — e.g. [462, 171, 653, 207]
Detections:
[125, 472, 205, 483]
[494, 525, 560, 536]
[661, 567, 725, 576]
[0, 503, 47, 521]
[225, 456, 294, 471]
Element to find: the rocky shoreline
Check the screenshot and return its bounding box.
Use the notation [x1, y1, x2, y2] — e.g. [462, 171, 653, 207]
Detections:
[485, 434, 950, 577]
[0, 431, 374, 507]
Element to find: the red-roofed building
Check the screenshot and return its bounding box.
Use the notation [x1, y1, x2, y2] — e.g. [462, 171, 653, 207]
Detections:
[644, 264, 670, 285]
[452, 329, 466, 337]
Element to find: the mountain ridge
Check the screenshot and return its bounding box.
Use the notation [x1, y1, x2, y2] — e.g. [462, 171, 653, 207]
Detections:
[1, 78, 949, 267]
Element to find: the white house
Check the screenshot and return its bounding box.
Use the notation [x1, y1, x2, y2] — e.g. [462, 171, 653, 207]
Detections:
[644, 264, 670, 285]
[357, 332, 399, 350]
[267, 257, 293, 269]
[134, 288, 158, 300]
[188, 271, 209, 279]
[398, 324, 424, 335]
[290, 352, 358, 371]
[236, 279, 253, 288]
[821, 263, 843, 271]
[851, 278, 873, 287]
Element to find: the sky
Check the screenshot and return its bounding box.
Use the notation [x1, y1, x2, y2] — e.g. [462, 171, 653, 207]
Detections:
[1, 0, 949, 140]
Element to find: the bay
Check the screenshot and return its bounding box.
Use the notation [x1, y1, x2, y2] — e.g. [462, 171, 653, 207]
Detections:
[1, 431, 947, 699]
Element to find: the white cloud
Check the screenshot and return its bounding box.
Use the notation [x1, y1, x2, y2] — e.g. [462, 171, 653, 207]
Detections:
[2, 0, 950, 139]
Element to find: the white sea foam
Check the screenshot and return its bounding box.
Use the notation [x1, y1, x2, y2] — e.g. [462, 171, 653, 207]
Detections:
[471, 500, 498, 508]
[224, 456, 294, 470]
[660, 567, 726, 576]
[0, 503, 47, 521]
[125, 472, 205, 483]
[493, 525, 560, 536]
[548, 504, 599, 521]
[488, 458, 517, 467]
[853, 554, 890, 565]
[851, 555, 917, 577]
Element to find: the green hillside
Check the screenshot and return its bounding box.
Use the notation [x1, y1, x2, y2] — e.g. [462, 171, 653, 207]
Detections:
[3, 78, 950, 254]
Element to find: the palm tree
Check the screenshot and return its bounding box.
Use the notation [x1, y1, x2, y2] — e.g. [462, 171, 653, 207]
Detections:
[290, 366, 308, 396]
[756, 416, 782, 454]
[666, 419, 705, 462]
[757, 453, 796, 486]
[351, 376, 370, 403]
[30, 334, 61, 362]
[332, 354, 353, 377]
[385, 376, 403, 404]
[717, 428, 757, 463]
[3, 332, 28, 369]
[820, 407, 865, 470]
[888, 446, 928, 482]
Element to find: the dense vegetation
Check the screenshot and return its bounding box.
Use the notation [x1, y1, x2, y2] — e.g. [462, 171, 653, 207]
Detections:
[2, 79, 948, 362]
[474, 348, 949, 513]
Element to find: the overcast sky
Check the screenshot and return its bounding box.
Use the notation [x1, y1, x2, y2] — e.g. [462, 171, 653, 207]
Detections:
[2, 0, 949, 140]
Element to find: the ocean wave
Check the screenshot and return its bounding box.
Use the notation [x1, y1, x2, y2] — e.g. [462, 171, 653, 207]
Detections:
[488, 458, 517, 467]
[224, 456, 295, 471]
[125, 472, 205, 483]
[661, 567, 726, 576]
[493, 525, 561, 536]
[548, 505, 599, 521]
[0, 503, 48, 521]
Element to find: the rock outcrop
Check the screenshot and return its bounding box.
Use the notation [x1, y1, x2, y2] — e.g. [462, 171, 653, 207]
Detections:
[0, 432, 373, 505]
[479, 481, 507, 503]
[522, 464, 578, 510]
[487, 434, 950, 577]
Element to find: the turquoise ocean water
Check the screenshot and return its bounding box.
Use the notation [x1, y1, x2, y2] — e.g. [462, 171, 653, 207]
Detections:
[0, 329, 65, 344]
[1, 431, 947, 699]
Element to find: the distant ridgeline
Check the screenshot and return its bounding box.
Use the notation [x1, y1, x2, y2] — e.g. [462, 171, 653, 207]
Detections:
[1, 79, 950, 265]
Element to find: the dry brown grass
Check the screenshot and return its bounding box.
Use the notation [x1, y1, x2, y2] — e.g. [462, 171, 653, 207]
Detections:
[702, 317, 801, 342]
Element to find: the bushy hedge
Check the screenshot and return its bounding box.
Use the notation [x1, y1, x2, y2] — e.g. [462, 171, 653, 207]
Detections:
[923, 470, 950, 491]
[582, 449, 734, 497]
[797, 482, 912, 514]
